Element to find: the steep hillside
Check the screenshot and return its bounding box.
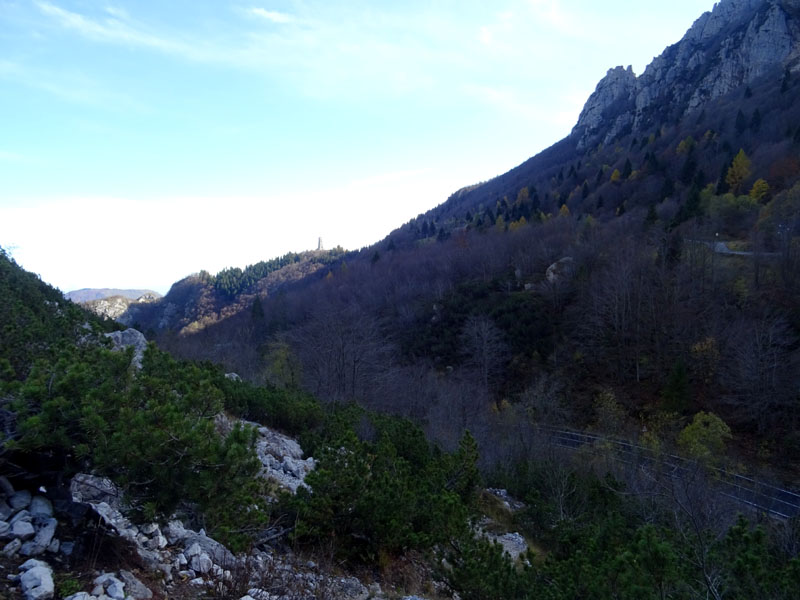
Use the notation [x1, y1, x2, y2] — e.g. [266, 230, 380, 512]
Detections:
[0, 248, 115, 381]
[135, 0, 800, 481]
[121, 248, 348, 338]
[389, 0, 800, 243]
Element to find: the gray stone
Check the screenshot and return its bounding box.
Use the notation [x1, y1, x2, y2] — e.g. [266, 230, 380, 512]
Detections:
[145, 533, 167, 550]
[139, 523, 160, 536]
[104, 328, 147, 370]
[119, 570, 153, 600]
[70, 474, 122, 508]
[190, 552, 213, 574]
[10, 509, 31, 524]
[106, 581, 126, 600]
[90, 502, 135, 538]
[20, 541, 45, 557]
[28, 497, 53, 517]
[60, 541, 74, 556]
[94, 573, 122, 587]
[181, 533, 235, 567]
[136, 547, 163, 570]
[3, 538, 22, 556]
[12, 519, 36, 540]
[64, 593, 92, 600]
[46, 538, 59, 553]
[496, 532, 529, 561]
[184, 542, 202, 558]
[332, 577, 368, 600]
[19, 558, 49, 571]
[32, 518, 57, 548]
[164, 520, 188, 544]
[19, 562, 54, 600]
[189, 577, 205, 586]
[9, 490, 32, 511]
[0, 520, 9, 539]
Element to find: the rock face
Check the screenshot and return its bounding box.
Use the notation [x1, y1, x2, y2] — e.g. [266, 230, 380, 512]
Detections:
[104, 328, 148, 370]
[572, 0, 800, 150]
[83, 296, 133, 320]
[251, 421, 317, 492]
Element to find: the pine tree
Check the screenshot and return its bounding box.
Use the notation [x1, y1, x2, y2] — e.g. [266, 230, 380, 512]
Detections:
[735, 109, 747, 135]
[622, 158, 633, 179]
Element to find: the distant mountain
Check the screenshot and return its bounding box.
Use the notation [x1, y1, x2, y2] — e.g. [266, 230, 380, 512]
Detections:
[117, 249, 348, 334]
[65, 288, 162, 303]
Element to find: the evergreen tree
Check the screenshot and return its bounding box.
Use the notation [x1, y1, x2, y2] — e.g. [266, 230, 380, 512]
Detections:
[735, 109, 747, 135]
[622, 158, 633, 179]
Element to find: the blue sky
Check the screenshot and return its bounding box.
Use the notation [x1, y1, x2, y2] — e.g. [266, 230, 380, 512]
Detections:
[0, 0, 714, 293]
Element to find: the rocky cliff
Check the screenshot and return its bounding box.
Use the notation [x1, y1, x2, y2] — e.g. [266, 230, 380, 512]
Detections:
[82, 294, 159, 321]
[573, 0, 800, 150]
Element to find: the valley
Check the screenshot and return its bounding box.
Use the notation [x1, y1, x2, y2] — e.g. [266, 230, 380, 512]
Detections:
[3, 1, 800, 599]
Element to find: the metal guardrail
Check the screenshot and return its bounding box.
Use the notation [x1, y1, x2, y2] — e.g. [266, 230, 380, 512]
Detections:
[541, 427, 800, 519]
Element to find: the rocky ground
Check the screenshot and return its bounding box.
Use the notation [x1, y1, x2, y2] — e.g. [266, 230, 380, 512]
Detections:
[2, 332, 528, 600]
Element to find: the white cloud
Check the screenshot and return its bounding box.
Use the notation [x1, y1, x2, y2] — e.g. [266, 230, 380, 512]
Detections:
[35, 1, 200, 58]
[248, 8, 294, 24]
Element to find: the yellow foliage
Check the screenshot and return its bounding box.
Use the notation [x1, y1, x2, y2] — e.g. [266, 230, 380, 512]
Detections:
[678, 412, 731, 464]
[749, 178, 770, 202]
[558, 204, 571, 218]
[676, 135, 696, 154]
[610, 169, 622, 183]
[508, 216, 527, 232]
[725, 148, 751, 194]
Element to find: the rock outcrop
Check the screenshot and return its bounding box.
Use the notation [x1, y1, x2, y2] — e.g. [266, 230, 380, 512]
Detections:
[104, 328, 148, 370]
[573, 0, 800, 150]
[1, 474, 413, 600]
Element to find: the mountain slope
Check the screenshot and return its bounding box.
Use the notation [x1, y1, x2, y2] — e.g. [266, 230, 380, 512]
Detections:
[124, 0, 800, 475]
[389, 0, 800, 239]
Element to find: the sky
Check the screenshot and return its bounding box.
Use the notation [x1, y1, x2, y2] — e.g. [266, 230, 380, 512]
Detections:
[0, 0, 716, 294]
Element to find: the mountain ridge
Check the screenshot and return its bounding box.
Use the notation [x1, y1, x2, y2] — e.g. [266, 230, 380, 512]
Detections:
[572, 0, 800, 151]
[65, 288, 162, 303]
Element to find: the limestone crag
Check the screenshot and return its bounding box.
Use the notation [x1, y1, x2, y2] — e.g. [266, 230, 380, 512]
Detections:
[84, 296, 132, 320]
[104, 328, 148, 370]
[81, 292, 159, 322]
[251, 422, 317, 493]
[572, 0, 800, 150]
[211, 414, 317, 493]
[0, 474, 398, 600]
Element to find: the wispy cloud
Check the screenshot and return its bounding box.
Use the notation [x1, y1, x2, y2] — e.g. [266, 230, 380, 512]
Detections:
[35, 1, 196, 56]
[248, 8, 294, 24]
